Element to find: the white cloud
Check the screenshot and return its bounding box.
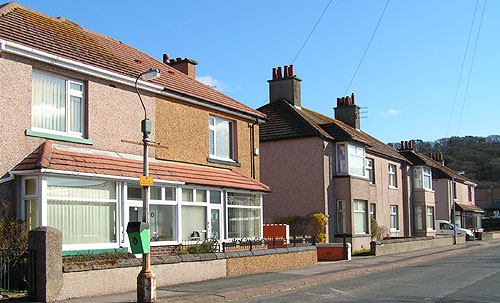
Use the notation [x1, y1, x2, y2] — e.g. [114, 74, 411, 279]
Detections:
[384, 109, 401, 116]
[197, 75, 227, 92]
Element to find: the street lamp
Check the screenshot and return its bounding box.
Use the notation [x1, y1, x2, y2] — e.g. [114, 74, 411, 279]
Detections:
[452, 171, 465, 245]
[135, 68, 161, 302]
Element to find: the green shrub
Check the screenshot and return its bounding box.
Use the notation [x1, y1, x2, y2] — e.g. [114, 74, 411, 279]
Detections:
[176, 250, 189, 256]
[186, 239, 217, 254]
[370, 218, 380, 240]
[0, 200, 27, 257]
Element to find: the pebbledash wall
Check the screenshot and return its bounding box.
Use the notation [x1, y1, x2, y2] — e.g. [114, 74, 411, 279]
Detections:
[155, 95, 260, 179]
[29, 227, 316, 302]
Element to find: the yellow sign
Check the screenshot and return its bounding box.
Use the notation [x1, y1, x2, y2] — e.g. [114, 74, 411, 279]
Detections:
[140, 176, 153, 186]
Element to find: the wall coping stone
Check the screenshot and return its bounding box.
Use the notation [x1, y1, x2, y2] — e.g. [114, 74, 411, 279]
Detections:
[371, 235, 453, 245]
[63, 246, 318, 273]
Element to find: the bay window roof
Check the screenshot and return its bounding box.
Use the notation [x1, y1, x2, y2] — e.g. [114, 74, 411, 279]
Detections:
[11, 142, 270, 192]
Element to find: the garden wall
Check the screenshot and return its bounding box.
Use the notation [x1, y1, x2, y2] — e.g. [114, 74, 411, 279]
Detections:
[29, 228, 317, 301]
[370, 235, 465, 256]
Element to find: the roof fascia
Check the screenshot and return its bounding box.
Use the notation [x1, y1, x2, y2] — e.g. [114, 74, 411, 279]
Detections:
[0, 39, 263, 122]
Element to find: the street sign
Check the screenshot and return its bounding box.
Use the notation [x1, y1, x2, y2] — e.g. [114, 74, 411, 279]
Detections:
[140, 176, 153, 186]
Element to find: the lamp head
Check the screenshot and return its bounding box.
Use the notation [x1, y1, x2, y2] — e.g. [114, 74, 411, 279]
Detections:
[140, 68, 161, 81]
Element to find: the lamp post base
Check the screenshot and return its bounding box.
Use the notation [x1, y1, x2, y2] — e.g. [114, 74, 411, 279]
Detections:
[137, 270, 156, 302]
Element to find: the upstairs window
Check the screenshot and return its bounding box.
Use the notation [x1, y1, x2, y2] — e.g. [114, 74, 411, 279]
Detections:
[388, 164, 397, 188]
[413, 166, 432, 190]
[337, 143, 366, 178]
[348, 144, 366, 177]
[32, 70, 85, 137]
[468, 186, 472, 201]
[366, 158, 375, 184]
[209, 116, 234, 161]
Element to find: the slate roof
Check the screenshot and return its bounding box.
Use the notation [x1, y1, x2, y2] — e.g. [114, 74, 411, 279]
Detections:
[455, 202, 483, 212]
[12, 142, 270, 192]
[398, 149, 476, 184]
[0, 2, 264, 118]
[258, 100, 407, 162]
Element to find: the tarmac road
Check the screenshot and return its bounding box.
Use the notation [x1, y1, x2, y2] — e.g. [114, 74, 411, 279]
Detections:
[238, 243, 500, 303]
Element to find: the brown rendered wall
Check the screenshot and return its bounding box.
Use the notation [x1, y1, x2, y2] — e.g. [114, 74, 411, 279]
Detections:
[411, 189, 437, 237]
[434, 179, 451, 221]
[475, 186, 500, 210]
[260, 137, 327, 224]
[0, 53, 155, 177]
[154, 96, 259, 179]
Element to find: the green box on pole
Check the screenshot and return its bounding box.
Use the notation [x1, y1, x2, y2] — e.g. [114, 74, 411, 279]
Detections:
[126, 222, 150, 254]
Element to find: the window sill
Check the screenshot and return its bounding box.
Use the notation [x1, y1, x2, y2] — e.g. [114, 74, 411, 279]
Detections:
[207, 157, 241, 167]
[26, 129, 94, 145]
[352, 233, 371, 238]
[388, 186, 398, 190]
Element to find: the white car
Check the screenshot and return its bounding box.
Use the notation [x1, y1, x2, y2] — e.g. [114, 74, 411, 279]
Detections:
[436, 220, 474, 240]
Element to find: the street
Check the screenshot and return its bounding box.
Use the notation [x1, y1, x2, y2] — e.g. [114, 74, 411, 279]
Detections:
[239, 244, 500, 303]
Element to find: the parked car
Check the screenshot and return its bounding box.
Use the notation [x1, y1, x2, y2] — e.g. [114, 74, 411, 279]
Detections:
[436, 220, 474, 240]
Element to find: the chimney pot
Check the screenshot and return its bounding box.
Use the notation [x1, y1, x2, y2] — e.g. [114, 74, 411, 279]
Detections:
[400, 141, 404, 150]
[409, 141, 413, 149]
[351, 93, 355, 104]
[272, 68, 277, 80]
[284, 65, 289, 77]
[163, 53, 170, 64]
[289, 65, 294, 77]
[277, 67, 283, 79]
[268, 65, 301, 106]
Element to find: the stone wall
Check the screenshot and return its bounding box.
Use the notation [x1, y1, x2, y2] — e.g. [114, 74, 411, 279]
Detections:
[370, 235, 465, 256]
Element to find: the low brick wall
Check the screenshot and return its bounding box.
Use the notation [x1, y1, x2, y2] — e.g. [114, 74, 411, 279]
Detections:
[370, 235, 465, 256]
[226, 246, 317, 277]
[316, 243, 351, 261]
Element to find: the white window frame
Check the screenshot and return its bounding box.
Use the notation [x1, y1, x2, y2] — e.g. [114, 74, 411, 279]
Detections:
[336, 200, 345, 234]
[426, 206, 435, 231]
[347, 144, 366, 178]
[353, 200, 368, 234]
[388, 164, 397, 188]
[209, 116, 234, 161]
[390, 205, 399, 231]
[45, 176, 120, 252]
[370, 203, 376, 219]
[31, 70, 86, 138]
[366, 158, 375, 184]
[125, 184, 179, 246]
[414, 206, 423, 230]
[225, 191, 262, 240]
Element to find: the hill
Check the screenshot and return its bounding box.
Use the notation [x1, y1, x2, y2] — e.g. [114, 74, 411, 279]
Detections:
[388, 135, 500, 185]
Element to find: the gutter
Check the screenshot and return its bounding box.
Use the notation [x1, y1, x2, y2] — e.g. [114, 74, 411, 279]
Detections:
[0, 39, 265, 122]
[0, 172, 15, 184]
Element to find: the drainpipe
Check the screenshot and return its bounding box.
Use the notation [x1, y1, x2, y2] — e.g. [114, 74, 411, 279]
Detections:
[402, 162, 410, 237]
[250, 118, 258, 179]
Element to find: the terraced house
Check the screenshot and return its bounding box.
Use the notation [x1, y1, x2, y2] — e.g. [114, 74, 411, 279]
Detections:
[0, 2, 269, 255]
[258, 66, 410, 251]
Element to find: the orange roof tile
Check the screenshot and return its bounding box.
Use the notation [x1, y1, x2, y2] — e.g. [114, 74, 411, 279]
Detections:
[0, 2, 264, 119]
[12, 142, 270, 192]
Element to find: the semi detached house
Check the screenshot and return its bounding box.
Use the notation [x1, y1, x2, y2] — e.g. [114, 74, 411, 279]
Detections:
[0, 2, 269, 255]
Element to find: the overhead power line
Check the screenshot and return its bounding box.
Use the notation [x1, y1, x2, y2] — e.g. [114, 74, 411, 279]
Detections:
[291, 0, 334, 65]
[344, 0, 390, 95]
[445, 0, 480, 137]
[456, 0, 487, 135]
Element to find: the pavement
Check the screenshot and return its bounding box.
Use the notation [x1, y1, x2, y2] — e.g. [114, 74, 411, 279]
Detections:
[8, 239, 500, 303]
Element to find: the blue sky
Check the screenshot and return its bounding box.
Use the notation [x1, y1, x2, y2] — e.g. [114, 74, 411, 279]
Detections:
[13, 0, 498, 143]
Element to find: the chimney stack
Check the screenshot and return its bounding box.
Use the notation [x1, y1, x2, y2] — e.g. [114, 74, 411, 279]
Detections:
[398, 140, 414, 151]
[268, 65, 302, 107]
[334, 93, 360, 129]
[165, 54, 198, 79]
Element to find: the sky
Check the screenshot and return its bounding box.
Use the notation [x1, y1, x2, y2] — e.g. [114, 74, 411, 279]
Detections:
[12, 0, 499, 143]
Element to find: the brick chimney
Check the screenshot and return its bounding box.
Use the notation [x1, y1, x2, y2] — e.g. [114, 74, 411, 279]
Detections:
[163, 54, 198, 79]
[268, 65, 302, 107]
[398, 140, 414, 151]
[334, 93, 360, 129]
[429, 152, 445, 165]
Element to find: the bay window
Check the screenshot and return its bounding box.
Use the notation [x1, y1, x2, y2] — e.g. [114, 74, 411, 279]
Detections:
[414, 206, 423, 230]
[426, 206, 435, 230]
[209, 116, 234, 160]
[413, 166, 432, 190]
[337, 200, 345, 234]
[32, 70, 85, 137]
[336, 143, 366, 178]
[353, 200, 368, 234]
